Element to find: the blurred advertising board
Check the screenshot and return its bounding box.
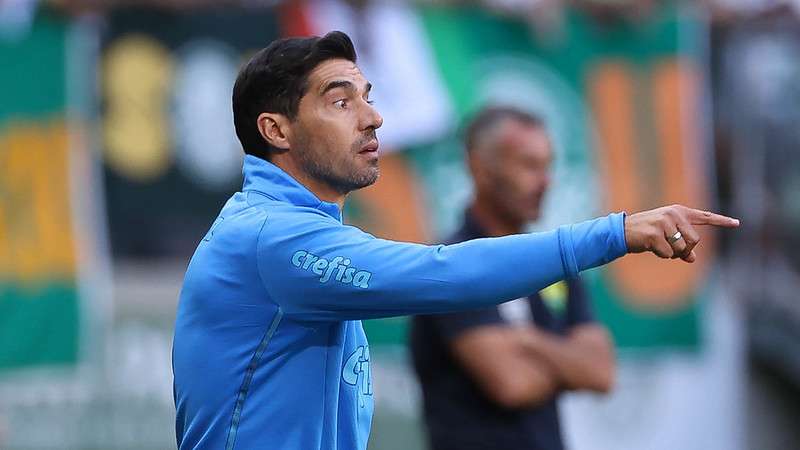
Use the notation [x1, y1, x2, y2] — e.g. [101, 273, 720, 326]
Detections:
[1, 9, 83, 371]
[99, 7, 280, 259]
[714, 16, 800, 387]
[0, 8, 118, 448]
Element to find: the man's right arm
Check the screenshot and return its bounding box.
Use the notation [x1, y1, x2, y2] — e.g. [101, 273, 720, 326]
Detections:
[256, 209, 627, 321]
[256, 205, 738, 321]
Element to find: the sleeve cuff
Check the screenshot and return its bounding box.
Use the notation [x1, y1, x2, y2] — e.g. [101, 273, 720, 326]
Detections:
[557, 225, 580, 279]
[558, 212, 629, 277]
[609, 211, 629, 256]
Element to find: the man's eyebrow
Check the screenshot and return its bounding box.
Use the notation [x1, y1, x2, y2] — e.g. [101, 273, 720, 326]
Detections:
[321, 80, 354, 95]
[320, 80, 372, 96]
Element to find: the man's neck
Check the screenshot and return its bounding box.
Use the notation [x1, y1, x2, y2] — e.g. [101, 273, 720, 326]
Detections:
[468, 198, 524, 237]
[270, 154, 347, 209]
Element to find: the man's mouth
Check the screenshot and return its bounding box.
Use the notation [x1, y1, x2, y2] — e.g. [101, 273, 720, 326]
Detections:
[359, 140, 379, 154]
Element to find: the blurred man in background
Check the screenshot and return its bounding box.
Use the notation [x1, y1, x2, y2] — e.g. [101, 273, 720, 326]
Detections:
[411, 106, 616, 450]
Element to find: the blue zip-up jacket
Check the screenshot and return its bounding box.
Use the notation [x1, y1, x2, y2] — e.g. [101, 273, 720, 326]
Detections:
[173, 155, 628, 450]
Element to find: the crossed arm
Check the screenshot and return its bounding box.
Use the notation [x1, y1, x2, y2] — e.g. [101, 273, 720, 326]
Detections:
[450, 323, 614, 409]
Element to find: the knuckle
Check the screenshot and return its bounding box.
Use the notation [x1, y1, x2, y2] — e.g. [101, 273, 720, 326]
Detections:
[668, 208, 682, 221]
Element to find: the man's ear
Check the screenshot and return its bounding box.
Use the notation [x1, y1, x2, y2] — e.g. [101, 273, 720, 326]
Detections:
[257, 112, 291, 150]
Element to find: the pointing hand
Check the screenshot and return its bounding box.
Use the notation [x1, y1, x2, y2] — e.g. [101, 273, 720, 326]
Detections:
[624, 205, 740, 263]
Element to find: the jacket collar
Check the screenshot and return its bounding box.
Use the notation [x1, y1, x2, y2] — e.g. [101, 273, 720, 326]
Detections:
[241, 155, 342, 222]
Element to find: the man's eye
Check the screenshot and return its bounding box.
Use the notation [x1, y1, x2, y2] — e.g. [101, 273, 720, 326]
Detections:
[334, 100, 348, 109]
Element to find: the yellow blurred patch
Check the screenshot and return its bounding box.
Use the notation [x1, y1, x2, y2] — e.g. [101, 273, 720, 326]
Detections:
[539, 280, 568, 314]
[103, 34, 174, 182]
[0, 119, 77, 284]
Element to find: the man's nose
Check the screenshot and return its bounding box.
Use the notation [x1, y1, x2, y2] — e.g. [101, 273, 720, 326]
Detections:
[361, 102, 383, 130]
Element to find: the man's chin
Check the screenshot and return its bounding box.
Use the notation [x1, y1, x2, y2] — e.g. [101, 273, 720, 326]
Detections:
[334, 167, 379, 194]
[354, 168, 380, 189]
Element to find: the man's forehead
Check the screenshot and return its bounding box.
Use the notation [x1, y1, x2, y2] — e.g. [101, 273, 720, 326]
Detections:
[308, 59, 367, 89]
[496, 120, 551, 154]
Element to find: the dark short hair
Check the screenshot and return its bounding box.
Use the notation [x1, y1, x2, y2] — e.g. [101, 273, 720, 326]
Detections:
[232, 31, 357, 160]
[464, 106, 545, 153]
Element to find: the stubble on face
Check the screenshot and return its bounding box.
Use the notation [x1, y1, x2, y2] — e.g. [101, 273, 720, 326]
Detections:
[293, 123, 379, 195]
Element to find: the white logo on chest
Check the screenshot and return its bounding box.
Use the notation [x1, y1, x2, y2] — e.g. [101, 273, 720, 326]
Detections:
[342, 345, 373, 408]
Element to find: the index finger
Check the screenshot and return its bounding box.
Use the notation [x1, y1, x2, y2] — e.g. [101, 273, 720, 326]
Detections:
[687, 209, 740, 227]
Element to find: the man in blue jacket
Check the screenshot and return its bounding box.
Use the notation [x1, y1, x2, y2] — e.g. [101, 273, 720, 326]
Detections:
[172, 31, 739, 450]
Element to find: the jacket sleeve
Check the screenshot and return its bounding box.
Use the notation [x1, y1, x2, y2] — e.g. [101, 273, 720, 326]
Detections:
[256, 209, 627, 321]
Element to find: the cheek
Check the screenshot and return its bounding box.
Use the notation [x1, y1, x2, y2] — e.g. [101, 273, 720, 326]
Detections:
[518, 171, 548, 194]
[299, 117, 345, 153]
[499, 176, 543, 211]
[504, 170, 535, 196]
[494, 177, 522, 203]
[317, 117, 354, 149]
